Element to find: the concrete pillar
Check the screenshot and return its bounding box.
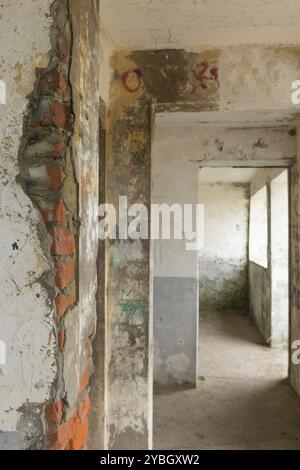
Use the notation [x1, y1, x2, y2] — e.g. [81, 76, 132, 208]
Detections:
[152, 127, 199, 387]
[105, 105, 152, 449]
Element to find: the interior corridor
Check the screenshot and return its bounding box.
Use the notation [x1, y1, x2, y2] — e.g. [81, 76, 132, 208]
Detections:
[154, 310, 300, 450]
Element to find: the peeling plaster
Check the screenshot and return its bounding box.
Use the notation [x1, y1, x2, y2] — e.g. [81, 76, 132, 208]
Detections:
[0, 0, 57, 447]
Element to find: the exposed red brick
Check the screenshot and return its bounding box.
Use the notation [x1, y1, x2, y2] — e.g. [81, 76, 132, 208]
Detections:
[51, 226, 76, 255]
[55, 261, 75, 289]
[55, 294, 76, 320]
[26, 165, 64, 192]
[51, 140, 65, 157]
[41, 200, 67, 224]
[78, 397, 91, 423]
[49, 423, 69, 450]
[58, 330, 65, 351]
[46, 165, 65, 190]
[69, 418, 89, 451]
[49, 415, 79, 451]
[38, 69, 67, 96]
[69, 414, 80, 439]
[51, 101, 72, 130]
[79, 369, 90, 393]
[54, 201, 68, 223]
[45, 400, 64, 425]
[33, 99, 72, 131]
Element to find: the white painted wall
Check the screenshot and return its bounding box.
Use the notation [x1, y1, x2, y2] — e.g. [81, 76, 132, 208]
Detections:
[151, 126, 296, 168]
[152, 125, 199, 385]
[199, 183, 249, 261]
[152, 127, 199, 279]
[249, 186, 268, 269]
[199, 182, 249, 311]
[271, 170, 289, 349]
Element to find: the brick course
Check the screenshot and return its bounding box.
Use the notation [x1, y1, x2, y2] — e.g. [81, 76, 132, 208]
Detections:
[18, 0, 92, 450]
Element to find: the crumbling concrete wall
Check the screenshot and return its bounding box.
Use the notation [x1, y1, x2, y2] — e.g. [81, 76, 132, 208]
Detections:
[199, 183, 249, 312]
[0, 0, 57, 450]
[89, 99, 107, 450]
[69, 0, 100, 449]
[90, 38, 113, 451]
[0, 0, 100, 450]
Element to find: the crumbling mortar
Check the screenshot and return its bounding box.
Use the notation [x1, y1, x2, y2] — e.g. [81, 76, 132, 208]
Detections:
[16, 0, 77, 449]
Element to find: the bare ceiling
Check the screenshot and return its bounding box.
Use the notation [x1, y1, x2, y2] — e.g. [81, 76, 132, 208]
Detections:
[101, 0, 300, 50]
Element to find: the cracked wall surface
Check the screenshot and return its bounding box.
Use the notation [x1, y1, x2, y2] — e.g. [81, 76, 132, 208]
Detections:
[0, 0, 56, 449]
[0, 0, 100, 450]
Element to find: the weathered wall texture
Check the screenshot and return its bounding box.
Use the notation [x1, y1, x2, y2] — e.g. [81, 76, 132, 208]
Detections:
[152, 125, 199, 386]
[106, 48, 219, 449]
[0, 0, 100, 450]
[249, 168, 289, 347]
[270, 171, 289, 349]
[156, 126, 296, 168]
[89, 99, 107, 450]
[290, 129, 300, 393]
[0, 0, 57, 450]
[199, 183, 249, 311]
[107, 45, 300, 449]
[67, 0, 100, 451]
[2, 11, 300, 448]
[249, 261, 272, 344]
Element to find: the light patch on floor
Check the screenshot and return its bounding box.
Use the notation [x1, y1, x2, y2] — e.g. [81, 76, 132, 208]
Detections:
[154, 311, 300, 450]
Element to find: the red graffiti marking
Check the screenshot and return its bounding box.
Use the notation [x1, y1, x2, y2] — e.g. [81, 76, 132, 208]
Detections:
[121, 68, 143, 93]
[192, 61, 219, 94]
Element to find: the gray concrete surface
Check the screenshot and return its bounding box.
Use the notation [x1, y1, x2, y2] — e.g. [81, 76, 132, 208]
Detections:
[154, 311, 300, 449]
[154, 277, 198, 386]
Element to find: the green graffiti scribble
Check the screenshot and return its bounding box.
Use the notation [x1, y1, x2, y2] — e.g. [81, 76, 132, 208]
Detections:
[119, 289, 148, 320]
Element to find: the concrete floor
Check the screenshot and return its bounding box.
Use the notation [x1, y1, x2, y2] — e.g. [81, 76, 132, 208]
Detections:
[154, 310, 300, 449]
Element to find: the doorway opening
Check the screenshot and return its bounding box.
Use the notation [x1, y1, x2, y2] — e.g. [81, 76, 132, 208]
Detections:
[198, 167, 289, 358]
[151, 116, 299, 449]
[197, 166, 289, 387]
